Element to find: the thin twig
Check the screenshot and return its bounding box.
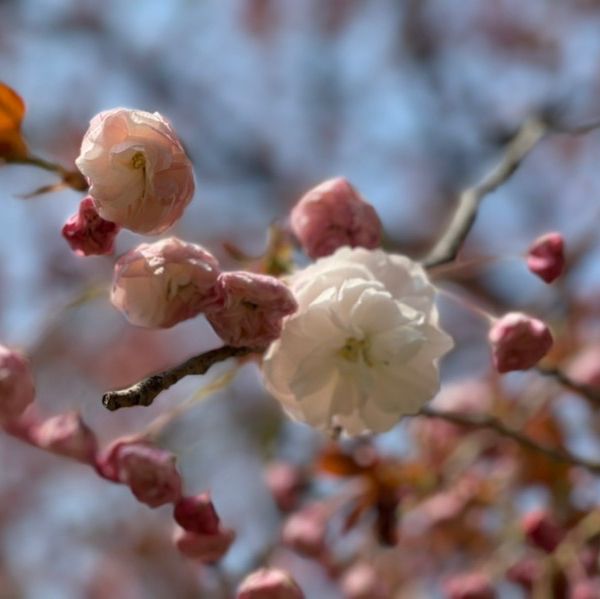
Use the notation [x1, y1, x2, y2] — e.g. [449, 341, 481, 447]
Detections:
[423, 117, 548, 269]
[2, 154, 88, 192]
[419, 407, 600, 475]
[537, 366, 600, 405]
[102, 346, 257, 411]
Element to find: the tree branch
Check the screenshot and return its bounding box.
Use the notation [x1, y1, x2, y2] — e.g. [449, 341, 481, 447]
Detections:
[537, 366, 600, 406]
[419, 406, 600, 475]
[102, 345, 257, 411]
[423, 117, 548, 269]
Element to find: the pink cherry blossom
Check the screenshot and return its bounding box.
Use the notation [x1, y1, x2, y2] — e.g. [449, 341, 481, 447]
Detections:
[173, 493, 220, 534]
[31, 412, 98, 464]
[521, 509, 565, 553]
[290, 177, 382, 259]
[173, 525, 235, 563]
[488, 312, 553, 373]
[98, 440, 182, 507]
[76, 108, 195, 234]
[207, 271, 297, 347]
[443, 572, 495, 599]
[237, 568, 305, 599]
[62, 197, 120, 256]
[526, 232, 565, 284]
[0, 345, 35, 424]
[111, 237, 220, 328]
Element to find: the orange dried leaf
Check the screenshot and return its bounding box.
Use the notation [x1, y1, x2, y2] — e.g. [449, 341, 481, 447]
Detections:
[317, 445, 364, 477]
[0, 82, 27, 159]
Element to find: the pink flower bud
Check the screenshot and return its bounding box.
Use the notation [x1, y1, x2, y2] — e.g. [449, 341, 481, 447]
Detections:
[237, 568, 305, 599]
[0, 345, 35, 424]
[527, 232, 565, 284]
[572, 578, 600, 599]
[62, 197, 120, 256]
[340, 563, 391, 599]
[32, 412, 98, 464]
[99, 440, 182, 507]
[173, 493, 220, 534]
[567, 345, 600, 389]
[265, 462, 306, 512]
[76, 108, 195, 235]
[111, 237, 220, 328]
[281, 504, 328, 557]
[488, 312, 553, 373]
[207, 272, 297, 347]
[290, 177, 382, 259]
[521, 510, 565, 553]
[506, 558, 542, 591]
[442, 572, 495, 599]
[173, 525, 235, 563]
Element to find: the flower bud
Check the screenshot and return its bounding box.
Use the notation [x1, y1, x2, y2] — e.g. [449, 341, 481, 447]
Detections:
[567, 345, 600, 389]
[62, 197, 120, 256]
[0, 345, 35, 424]
[76, 108, 195, 234]
[442, 572, 495, 599]
[572, 578, 600, 599]
[237, 568, 305, 599]
[173, 525, 235, 563]
[265, 462, 306, 512]
[527, 232, 565, 284]
[290, 177, 382, 259]
[281, 504, 328, 557]
[111, 237, 220, 328]
[173, 493, 220, 534]
[488, 312, 553, 373]
[340, 563, 391, 599]
[207, 272, 297, 347]
[521, 510, 565, 553]
[98, 440, 182, 507]
[32, 412, 98, 464]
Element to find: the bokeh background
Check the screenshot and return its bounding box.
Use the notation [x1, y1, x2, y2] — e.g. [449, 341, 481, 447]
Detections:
[1, 1, 600, 597]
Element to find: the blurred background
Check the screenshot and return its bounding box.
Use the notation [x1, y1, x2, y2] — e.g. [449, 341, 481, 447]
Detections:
[1, 0, 600, 597]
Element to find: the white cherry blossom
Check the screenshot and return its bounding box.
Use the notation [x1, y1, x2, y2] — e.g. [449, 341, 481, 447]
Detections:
[262, 247, 453, 435]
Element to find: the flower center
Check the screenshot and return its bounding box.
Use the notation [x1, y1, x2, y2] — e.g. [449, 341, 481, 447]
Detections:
[131, 151, 146, 170]
[337, 337, 373, 367]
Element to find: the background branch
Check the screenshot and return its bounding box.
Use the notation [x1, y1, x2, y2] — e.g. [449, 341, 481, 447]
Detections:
[423, 117, 547, 269]
[419, 407, 600, 475]
[102, 345, 256, 411]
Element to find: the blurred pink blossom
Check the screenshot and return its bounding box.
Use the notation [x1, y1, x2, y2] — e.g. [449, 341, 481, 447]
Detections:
[290, 177, 382, 259]
[264, 461, 306, 512]
[31, 412, 97, 464]
[0, 344, 35, 424]
[281, 503, 328, 557]
[340, 563, 391, 599]
[207, 271, 297, 347]
[442, 572, 495, 599]
[521, 509, 565, 553]
[61, 197, 120, 256]
[173, 525, 235, 563]
[173, 493, 220, 534]
[527, 232, 565, 284]
[237, 568, 305, 599]
[488, 312, 553, 373]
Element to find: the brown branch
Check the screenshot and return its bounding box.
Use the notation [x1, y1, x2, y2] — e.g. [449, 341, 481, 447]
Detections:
[419, 407, 600, 475]
[2, 154, 88, 192]
[537, 366, 600, 406]
[423, 117, 548, 269]
[423, 115, 600, 270]
[102, 345, 257, 411]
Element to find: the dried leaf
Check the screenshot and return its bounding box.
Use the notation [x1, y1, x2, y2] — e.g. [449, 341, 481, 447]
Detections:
[0, 82, 27, 159]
